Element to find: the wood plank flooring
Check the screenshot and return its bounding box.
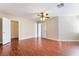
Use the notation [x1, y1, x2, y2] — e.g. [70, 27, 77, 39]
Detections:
[0, 38, 79, 56]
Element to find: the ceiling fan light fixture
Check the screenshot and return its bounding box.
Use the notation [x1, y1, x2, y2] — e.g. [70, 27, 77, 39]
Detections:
[37, 11, 50, 22]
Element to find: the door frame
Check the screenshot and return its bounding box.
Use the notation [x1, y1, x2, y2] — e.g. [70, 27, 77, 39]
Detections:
[10, 20, 19, 40]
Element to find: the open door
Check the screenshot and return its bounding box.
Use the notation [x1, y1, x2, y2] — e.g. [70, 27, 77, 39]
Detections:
[2, 17, 11, 45]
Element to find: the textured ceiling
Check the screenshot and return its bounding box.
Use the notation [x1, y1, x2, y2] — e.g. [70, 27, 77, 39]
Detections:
[0, 3, 79, 19]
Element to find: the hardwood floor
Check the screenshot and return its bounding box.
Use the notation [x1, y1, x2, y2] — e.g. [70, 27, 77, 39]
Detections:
[0, 38, 79, 56]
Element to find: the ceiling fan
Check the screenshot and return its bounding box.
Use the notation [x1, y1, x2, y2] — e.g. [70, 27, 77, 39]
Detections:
[37, 11, 50, 23]
[36, 11, 57, 23]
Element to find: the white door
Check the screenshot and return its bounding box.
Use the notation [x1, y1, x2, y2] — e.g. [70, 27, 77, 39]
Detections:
[2, 17, 11, 45]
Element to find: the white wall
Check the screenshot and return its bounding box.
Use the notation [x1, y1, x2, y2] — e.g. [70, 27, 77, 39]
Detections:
[42, 22, 47, 38]
[44, 17, 58, 40]
[19, 18, 35, 40]
[0, 12, 35, 40]
[42, 16, 79, 41]
[59, 16, 79, 41]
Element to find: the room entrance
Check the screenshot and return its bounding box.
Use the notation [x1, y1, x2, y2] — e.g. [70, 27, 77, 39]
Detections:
[11, 21, 19, 40]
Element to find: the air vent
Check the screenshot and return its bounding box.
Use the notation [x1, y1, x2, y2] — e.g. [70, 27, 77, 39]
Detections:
[57, 3, 64, 8]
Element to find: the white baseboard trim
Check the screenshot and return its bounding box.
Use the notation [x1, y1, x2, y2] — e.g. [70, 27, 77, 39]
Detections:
[43, 38, 79, 41]
[57, 40, 79, 41]
[43, 38, 58, 41]
[19, 37, 35, 40]
[19, 37, 79, 42]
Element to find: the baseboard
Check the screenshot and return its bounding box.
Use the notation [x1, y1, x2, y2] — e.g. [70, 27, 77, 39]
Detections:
[57, 40, 79, 41]
[19, 37, 79, 42]
[42, 38, 79, 42]
[42, 38, 58, 41]
[19, 37, 36, 40]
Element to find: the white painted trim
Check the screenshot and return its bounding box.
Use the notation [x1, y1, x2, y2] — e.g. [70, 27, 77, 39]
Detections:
[18, 37, 79, 42]
[43, 38, 79, 41]
[19, 37, 35, 40]
[43, 38, 58, 41]
[57, 40, 79, 41]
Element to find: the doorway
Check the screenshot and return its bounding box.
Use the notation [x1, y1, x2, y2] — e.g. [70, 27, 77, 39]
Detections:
[11, 21, 19, 40]
[0, 18, 2, 44]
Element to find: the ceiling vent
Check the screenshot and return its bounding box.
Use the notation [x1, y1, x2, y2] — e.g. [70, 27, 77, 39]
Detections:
[57, 3, 64, 8]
